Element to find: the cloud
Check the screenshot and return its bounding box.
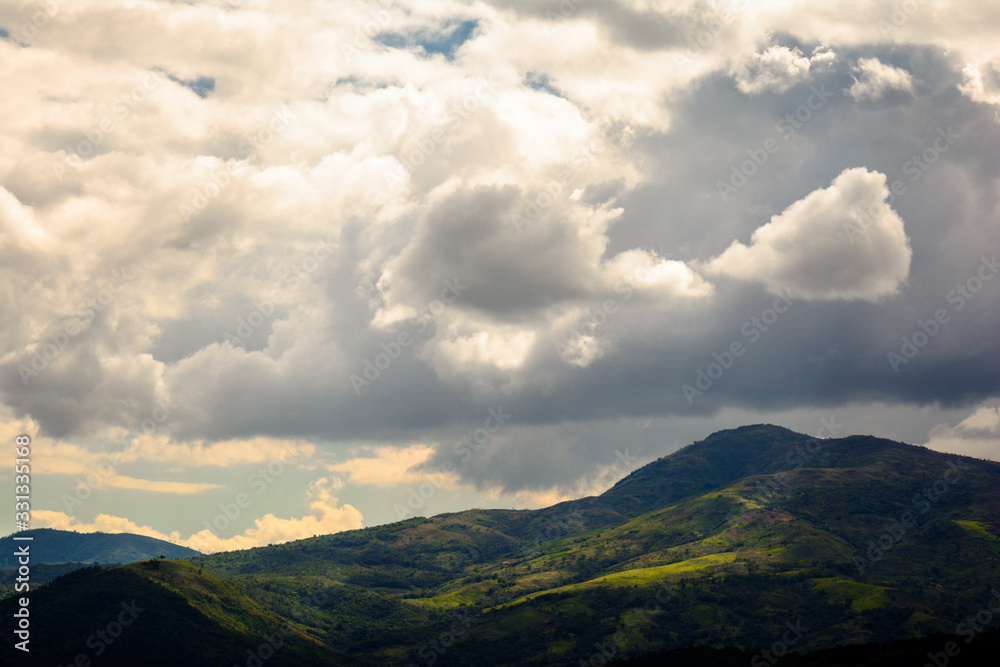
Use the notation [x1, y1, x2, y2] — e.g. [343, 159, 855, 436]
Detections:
[958, 58, 1000, 111]
[8, 427, 216, 492]
[924, 403, 1000, 461]
[190, 477, 364, 552]
[462, 6, 700, 133]
[327, 443, 454, 488]
[602, 250, 714, 299]
[428, 324, 537, 373]
[0, 185, 56, 250]
[118, 435, 314, 468]
[848, 57, 914, 102]
[99, 476, 220, 494]
[25, 436, 106, 476]
[730, 45, 834, 95]
[377, 181, 627, 322]
[703, 168, 912, 301]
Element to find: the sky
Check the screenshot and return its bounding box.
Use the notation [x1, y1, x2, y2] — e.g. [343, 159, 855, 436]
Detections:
[1, 0, 998, 554]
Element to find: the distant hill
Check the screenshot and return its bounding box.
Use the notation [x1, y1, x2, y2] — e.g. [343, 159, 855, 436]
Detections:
[0, 528, 199, 565]
[4, 425, 999, 665]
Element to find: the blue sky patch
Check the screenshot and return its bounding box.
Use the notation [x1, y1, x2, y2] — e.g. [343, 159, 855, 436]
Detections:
[421, 19, 478, 58]
[155, 68, 216, 98]
[376, 19, 478, 60]
[525, 71, 563, 98]
[0, 27, 22, 46]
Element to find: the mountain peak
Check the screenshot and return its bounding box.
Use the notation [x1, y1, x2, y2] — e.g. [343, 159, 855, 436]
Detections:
[595, 424, 808, 515]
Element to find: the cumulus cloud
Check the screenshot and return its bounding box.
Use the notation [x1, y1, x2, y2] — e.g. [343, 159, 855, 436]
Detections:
[730, 45, 834, 95]
[185, 477, 364, 553]
[848, 57, 914, 101]
[958, 59, 1000, 111]
[924, 404, 1000, 461]
[0, 185, 56, 250]
[704, 168, 912, 301]
[602, 249, 714, 299]
[327, 444, 456, 488]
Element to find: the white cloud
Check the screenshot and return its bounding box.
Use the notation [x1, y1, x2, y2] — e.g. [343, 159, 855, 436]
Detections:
[119, 435, 314, 468]
[925, 404, 1000, 461]
[3, 425, 216, 492]
[23, 437, 104, 476]
[848, 57, 914, 101]
[958, 59, 1000, 113]
[99, 476, 221, 494]
[603, 250, 714, 299]
[186, 477, 364, 553]
[0, 185, 56, 250]
[730, 45, 833, 95]
[430, 326, 537, 372]
[461, 9, 703, 133]
[704, 168, 912, 301]
[327, 443, 454, 488]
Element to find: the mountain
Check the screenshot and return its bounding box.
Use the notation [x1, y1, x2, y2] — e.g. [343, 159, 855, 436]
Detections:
[0, 528, 200, 564]
[3, 425, 999, 666]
